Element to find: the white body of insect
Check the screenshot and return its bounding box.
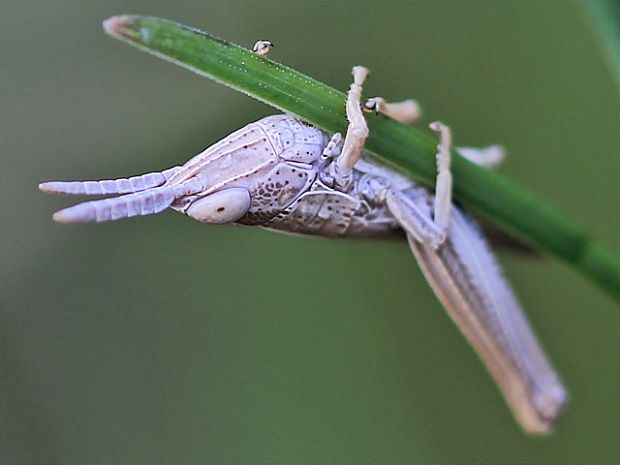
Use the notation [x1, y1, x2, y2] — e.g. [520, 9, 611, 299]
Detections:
[40, 66, 566, 434]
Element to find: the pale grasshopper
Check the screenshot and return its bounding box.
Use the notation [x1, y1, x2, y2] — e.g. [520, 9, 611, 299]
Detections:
[40, 57, 566, 434]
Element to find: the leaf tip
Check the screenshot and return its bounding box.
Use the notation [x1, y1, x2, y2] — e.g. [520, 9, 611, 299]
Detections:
[103, 15, 142, 40]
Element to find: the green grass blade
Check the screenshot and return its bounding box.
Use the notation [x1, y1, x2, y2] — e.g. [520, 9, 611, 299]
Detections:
[103, 15, 620, 303]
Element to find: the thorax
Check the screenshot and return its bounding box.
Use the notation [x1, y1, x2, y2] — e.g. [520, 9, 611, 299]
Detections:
[260, 154, 425, 238]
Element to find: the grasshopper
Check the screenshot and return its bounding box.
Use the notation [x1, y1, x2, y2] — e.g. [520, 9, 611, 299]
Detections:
[40, 64, 566, 434]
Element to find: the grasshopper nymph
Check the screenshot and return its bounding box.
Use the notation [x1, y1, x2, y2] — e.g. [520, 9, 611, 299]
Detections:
[40, 65, 566, 434]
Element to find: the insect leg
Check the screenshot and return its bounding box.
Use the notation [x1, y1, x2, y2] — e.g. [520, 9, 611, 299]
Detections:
[457, 145, 506, 168]
[333, 66, 369, 187]
[362, 95, 502, 167]
[39, 166, 181, 195]
[390, 120, 566, 432]
[386, 188, 446, 248]
[364, 97, 422, 124]
[384, 121, 454, 248]
[321, 132, 342, 160]
[406, 208, 567, 434]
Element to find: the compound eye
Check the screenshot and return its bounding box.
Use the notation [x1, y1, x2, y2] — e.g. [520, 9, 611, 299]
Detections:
[186, 188, 251, 224]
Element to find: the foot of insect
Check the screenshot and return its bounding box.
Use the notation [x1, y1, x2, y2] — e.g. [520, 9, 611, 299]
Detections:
[457, 145, 505, 168]
[364, 97, 422, 124]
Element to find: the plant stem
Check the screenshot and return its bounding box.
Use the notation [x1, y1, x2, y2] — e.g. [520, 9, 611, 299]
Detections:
[103, 15, 620, 303]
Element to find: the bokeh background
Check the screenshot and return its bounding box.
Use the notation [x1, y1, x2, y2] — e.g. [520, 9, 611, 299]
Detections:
[2, 1, 619, 464]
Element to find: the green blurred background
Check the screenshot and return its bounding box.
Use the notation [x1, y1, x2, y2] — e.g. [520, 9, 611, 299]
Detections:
[2, 1, 619, 464]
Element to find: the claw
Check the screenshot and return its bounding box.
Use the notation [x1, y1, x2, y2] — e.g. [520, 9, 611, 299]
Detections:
[252, 40, 274, 56]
